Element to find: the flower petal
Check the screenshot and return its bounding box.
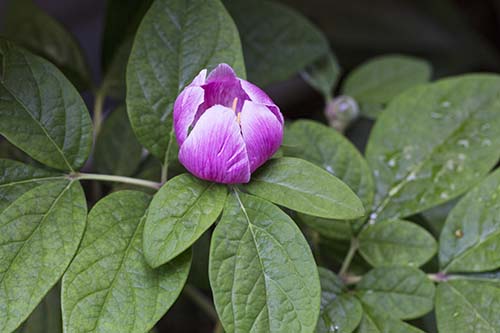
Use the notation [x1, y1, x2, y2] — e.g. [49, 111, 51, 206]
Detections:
[199, 65, 249, 114]
[240, 100, 283, 172]
[240, 79, 283, 124]
[173, 86, 205, 146]
[191, 69, 208, 86]
[179, 105, 250, 184]
[206, 63, 238, 82]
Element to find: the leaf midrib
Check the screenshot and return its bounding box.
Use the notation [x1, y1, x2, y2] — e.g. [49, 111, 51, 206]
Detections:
[233, 192, 304, 332]
[90, 212, 147, 332]
[0, 75, 74, 171]
[0, 180, 72, 285]
[444, 227, 500, 272]
[373, 102, 475, 218]
[0, 180, 72, 331]
[251, 178, 357, 213]
[0, 176, 65, 189]
[445, 283, 496, 331]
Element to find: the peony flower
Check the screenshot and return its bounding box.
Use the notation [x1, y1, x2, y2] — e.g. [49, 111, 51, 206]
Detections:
[173, 63, 284, 184]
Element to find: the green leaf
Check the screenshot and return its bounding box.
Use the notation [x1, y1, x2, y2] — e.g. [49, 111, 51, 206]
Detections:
[144, 174, 226, 268]
[4, 0, 91, 90]
[225, 0, 329, 86]
[366, 74, 500, 221]
[62, 191, 191, 333]
[0, 159, 64, 212]
[342, 55, 432, 118]
[436, 279, 500, 333]
[356, 266, 435, 320]
[301, 51, 341, 100]
[0, 180, 86, 332]
[357, 304, 425, 333]
[244, 157, 365, 220]
[439, 169, 500, 273]
[318, 267, 344, 301]
[317, 295, 361, 333]
[94, 106, 143, 176]
[316, 268, 362, 333]
[283, 120, 374, 239]
[210, 192, 320, 332]
[358, 219, 437, 268]
[15, 285, 62, 333]
[126, 0, 245, 162]
[0, 39, 93, 171]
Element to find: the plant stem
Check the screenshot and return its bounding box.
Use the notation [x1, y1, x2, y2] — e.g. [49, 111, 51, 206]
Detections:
[93, 89, 106, 137]
[339, 238, 358, 277]
[161, 129, 175, 183]
[183, 284, 219, 323]
[343, 274, 362, 285]
[427, 272, 449, 282]
[70, 172, 161, 190]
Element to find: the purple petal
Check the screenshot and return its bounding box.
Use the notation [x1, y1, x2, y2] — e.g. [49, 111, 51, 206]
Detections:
[206, 63, 238, 82]
[179, 105, 250, 184]
[240, 101, 283, 172]
[173, 86, 205, 146]
[240, 79, 284, 124]
[190, 69, 208, 86]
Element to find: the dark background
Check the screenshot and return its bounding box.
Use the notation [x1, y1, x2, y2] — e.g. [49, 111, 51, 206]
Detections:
[1, 1, 500, 332]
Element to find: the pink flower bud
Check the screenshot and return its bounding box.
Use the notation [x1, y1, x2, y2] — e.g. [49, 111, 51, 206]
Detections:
[173, 64, 284, 184]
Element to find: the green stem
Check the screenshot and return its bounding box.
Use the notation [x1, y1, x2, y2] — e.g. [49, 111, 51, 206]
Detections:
[343, 272, 453, 286]
[93, 89, 106, 137]
[339, 238, 358, 277]
[161, 129, 175, 183]
[184, 284, 219, 322]
[70, 172, 161, 190]
[343, 274, 362, 285]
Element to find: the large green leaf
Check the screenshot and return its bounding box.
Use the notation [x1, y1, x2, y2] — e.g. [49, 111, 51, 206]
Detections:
[0, 39, 93, 171]
[366, 74, 500, 221]
[316, 268, 362, 333]
[94, 106, 143, 176]
[4, 0, 91, 90]
[283, 120, 373, 239]
[15, 285, 62, 333]
[358, 219, 437, 268]
[126, 0, 245, 162]
[439, 169, 500, 273]
[356, 304, 425, 333]
[300, 51, 341, 100]
[436, 279, 500, 333]
[356, 266, 435, 320]
[225, 0, 329, 86]
[143, 174, 226, 268]
[210, 192, 320, 332]
[62, 191, 191, 333]
[0, 180, 86, 333]
[342, 55, 432, 118]
[0, 159, 64, 212]
[244, 157, 365, 220]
